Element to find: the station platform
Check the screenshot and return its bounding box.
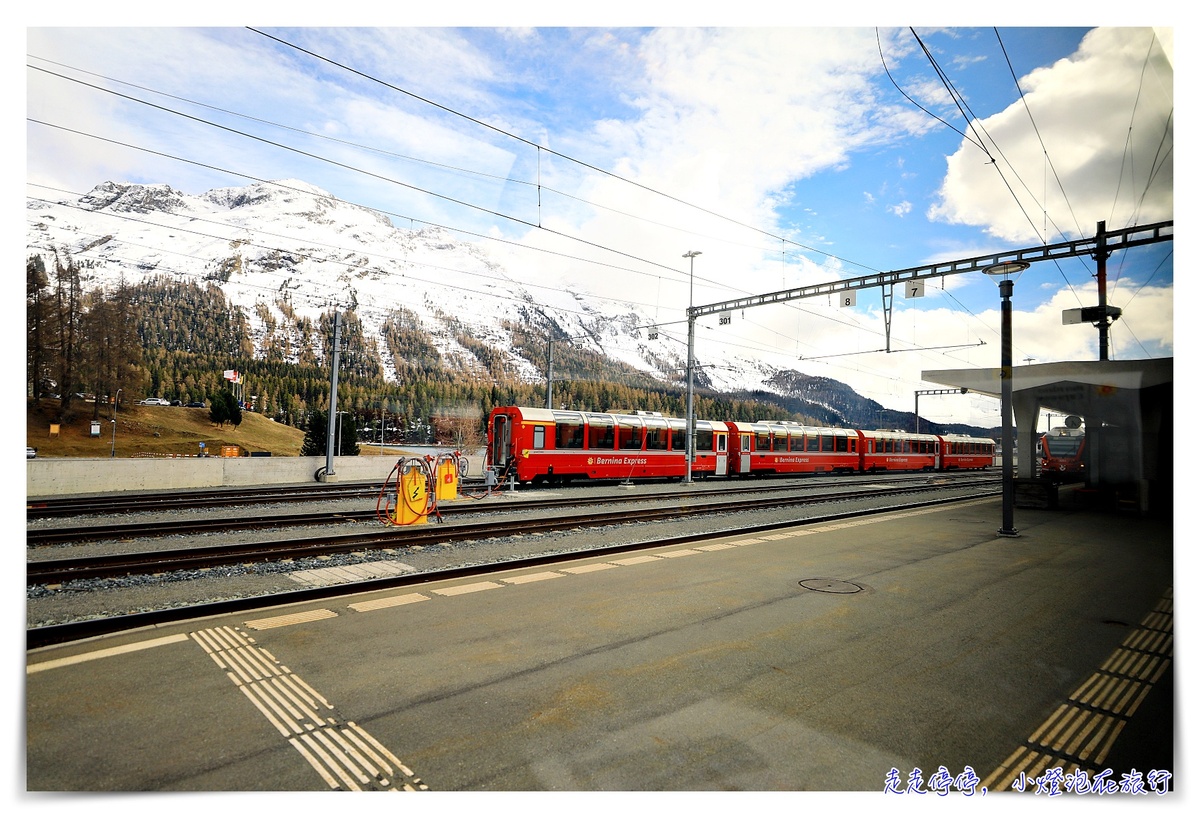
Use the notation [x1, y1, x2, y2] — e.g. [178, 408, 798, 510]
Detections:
[26, 490, 1177, 797]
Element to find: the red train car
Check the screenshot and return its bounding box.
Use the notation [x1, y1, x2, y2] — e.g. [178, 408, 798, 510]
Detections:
[487, 406, 730, 485]
[725, 420, 860, 475]
[859, 429, 942, 472]
[939, 433, 996, 470]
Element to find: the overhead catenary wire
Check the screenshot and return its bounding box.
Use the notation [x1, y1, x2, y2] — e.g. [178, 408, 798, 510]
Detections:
[25, 30, 1168, 425]
[244, 27, 882, 280]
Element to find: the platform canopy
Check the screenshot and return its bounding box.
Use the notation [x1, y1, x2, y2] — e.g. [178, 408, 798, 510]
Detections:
[922, 358, 1173, 423]
[922, 358, 1172, 501]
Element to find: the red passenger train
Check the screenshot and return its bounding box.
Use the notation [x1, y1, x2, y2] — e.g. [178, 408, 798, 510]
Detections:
[486, 406, 995, 486]
[1037, 427, 1086, 481]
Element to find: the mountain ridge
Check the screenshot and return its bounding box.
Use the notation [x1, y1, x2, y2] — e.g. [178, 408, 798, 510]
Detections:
[27, 179, 993, 437]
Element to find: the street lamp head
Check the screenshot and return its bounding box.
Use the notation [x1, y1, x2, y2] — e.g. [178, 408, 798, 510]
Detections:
[983, 261, 1029, 281]
[683, 250, 702, 260]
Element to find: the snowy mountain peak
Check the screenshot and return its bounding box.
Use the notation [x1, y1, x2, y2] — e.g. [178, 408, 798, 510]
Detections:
[79, 181, 191, 214]
[27, 178, 896, 427]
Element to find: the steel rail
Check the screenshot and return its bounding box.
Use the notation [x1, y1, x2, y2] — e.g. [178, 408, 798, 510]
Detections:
[27, 473, 975, 545]
[28, 479, 999, 585]
[27, 489, 1001, 650]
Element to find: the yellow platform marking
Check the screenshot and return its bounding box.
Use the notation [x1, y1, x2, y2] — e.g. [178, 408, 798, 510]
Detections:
[610, 555, 662, 566]
[981, 587, 1173, 792]
[561, 563, 618, 574]
[349, 593, 430, 612]
[27, 633, 190, 674]
[432, 581, 503, 596]
[504, 571, 564, 584]
[245, 609, 339, 631]
[191, 625, 428, 791]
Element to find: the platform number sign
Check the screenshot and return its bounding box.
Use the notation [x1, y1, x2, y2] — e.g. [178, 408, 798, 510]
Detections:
[719, 311, 732, 325]
[648, 325, 659, 340]
[906, 281, 925, 299]
[840, 290, 856, 308]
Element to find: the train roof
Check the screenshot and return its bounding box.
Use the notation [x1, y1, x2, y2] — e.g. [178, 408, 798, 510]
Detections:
[496, 407, 726, 427]
[861, 428, 940, 440]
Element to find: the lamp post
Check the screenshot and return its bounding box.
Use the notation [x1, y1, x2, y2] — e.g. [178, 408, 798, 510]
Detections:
[110, 388, 122, 458]
[682, 250, 701, 484]
[984, 261, 1028, 537]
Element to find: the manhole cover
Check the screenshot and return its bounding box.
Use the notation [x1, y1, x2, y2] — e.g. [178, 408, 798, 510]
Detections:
[799, 578, 864, 594]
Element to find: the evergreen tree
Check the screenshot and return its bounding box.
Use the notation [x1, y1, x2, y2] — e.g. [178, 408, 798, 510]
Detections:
[26, 255, 51, 400]
[300, 409, 360, 456]
[209, 390, 231, 426]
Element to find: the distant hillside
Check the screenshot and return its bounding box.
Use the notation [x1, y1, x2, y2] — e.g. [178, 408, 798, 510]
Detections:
[26, 398, 307, 459]
[762, 370, 994, 436]
[28, 180, 997, 440]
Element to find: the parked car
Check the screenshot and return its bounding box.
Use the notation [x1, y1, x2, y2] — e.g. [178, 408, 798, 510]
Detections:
[186, 401, 206, 408]
[138, 398, 170, 406]
[27, 447, 37, 459]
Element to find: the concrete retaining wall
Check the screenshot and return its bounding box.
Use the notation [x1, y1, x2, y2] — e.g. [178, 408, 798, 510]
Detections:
[26, 448, 486, 498]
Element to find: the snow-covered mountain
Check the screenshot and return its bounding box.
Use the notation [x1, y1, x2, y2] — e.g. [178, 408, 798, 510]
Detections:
[26, 178, 918, 428]
[30, 180, 680, 381]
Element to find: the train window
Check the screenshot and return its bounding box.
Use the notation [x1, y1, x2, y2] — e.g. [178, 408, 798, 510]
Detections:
[754, 427, 770, 451]
[741, 434, 751, 452]
[617, 419, 643, 450]
[835, 434, 847, 452]
[695, 428, 713, 451]
[554, 421, 584, 449]
[644, 418, 668, 450]
[716, 433, 727, 453]
[668, 419, 687, 450]
[772, 431, 788, 452]
[904, 440, 912, 453]
[791, 431, 805, 451]
[586, 417, 614, 449]
[533, 425, 546, 449]
[820, 434, 833, 452]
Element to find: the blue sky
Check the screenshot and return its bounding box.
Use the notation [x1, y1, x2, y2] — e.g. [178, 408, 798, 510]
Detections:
[21, 12, 1175, 428]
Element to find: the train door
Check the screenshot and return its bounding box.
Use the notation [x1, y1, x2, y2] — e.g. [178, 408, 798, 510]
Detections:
[490, 412, 511, 471]
[715, 430, 728, 476]
[739, 433, 751, 473]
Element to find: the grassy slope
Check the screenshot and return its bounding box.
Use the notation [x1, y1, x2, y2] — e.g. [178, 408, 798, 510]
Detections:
[26, 398, 306, 458]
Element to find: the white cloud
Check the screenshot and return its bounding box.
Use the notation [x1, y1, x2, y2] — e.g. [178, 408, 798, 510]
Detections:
[929, 27, 1173, 244]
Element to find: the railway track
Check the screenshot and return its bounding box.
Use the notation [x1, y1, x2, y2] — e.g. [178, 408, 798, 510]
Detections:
[27, 480, 412, 518]
[27, 473, 981, 544]
[28, 478, 1000, 585]
[26, 470, 973, 519]
[26, 483, 1002, 650]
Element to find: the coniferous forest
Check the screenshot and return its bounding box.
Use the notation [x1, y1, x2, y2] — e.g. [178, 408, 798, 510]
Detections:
[28, 254, 821, 448]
